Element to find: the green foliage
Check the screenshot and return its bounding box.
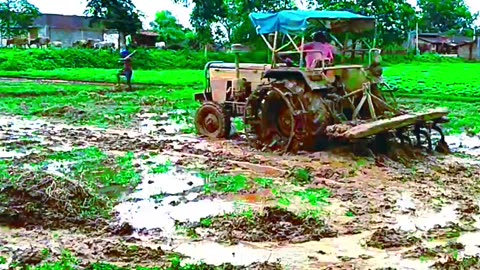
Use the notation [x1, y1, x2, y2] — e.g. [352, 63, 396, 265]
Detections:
[417, 0, 477, 32]
[150, 11, 190, 46]
[0, 48, 270, 71]
[29, 250, 78, 270]
[203, 173, 250, 194]
[173, 0, 297, 44]
[150, 160, 173, 174]
[84, 0, 142, 38]
[254, 177, 274, 188]
[290, 168, 313, 186]
[315, 0, 416, 46]
[0, 47, 473, 72]
[0, 0, 40, 38]
[294, 188, 330, 206]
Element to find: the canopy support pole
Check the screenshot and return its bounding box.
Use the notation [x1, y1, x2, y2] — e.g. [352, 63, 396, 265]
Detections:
[299, 34, 305, 68]
[260, 34, 274, 51]
[277, 34, 299, 52]
[286, 34, 300, 51]
[272, 31, 278, 67]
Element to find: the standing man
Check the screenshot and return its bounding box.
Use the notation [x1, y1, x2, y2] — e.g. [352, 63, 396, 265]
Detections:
[117, 48, 134, 91]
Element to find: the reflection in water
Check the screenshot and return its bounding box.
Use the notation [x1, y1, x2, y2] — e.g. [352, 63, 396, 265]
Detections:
[115, 157, 240, 236]
[394, 192, 480, 260]
[446, 134, 480, 157]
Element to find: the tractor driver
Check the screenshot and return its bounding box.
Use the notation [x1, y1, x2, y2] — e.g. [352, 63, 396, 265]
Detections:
[301, 31, 337, 68]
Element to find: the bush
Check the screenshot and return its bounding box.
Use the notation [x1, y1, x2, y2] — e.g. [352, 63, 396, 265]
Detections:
[0, 47, 470, 71]
[0, 48, 270, 71]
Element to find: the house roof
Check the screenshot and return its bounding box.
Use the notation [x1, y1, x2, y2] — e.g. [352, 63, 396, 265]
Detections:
[31, 13, 103, 30]
[419, 34, 473, 46]
[419, 33, 442, 37]
[138, 31, 159, 36]
[449, 35, 474, 45]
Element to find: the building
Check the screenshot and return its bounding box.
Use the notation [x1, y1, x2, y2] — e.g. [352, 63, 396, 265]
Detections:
[406, 32, 474, 55]
[29, 13, 109, 47]
[457, 38, 480, 60]
[133, 30, 159, 47]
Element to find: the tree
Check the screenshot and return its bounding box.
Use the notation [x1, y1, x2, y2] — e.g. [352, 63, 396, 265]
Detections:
[313, 0, 416, 46]
[0, 0, 39, 38]
[84, 0, 143, 46]
[150, 10, 186, 44]
[173, 0, 298, 45]
[417, 0, 477, 33]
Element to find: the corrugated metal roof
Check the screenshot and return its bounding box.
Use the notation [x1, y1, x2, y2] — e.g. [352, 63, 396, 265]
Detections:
[419, 36, 447, 43]
[419, 35, 473, 46]
[138, 31, 159, 36]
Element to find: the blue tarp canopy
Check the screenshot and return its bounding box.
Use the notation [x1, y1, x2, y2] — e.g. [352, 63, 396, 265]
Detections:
[249, 10, 375, 35]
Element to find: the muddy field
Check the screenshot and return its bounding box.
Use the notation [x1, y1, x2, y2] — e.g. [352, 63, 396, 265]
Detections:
[0, 78, 480, 270]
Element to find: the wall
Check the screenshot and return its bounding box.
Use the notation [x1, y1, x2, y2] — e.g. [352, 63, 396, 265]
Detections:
[49, 29, 104, 47]
[458, 42, 478, 60]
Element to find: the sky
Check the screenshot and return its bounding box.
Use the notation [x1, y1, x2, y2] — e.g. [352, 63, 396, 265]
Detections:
[28, 0, 480, 28]
[28, 0, 193, 28]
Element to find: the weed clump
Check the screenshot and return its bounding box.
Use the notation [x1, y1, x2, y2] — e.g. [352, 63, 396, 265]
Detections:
[190, 206, 337, 244]
[0, 167, 111, 228]
[0, 148, 141, 229]
[366, 227, 420, 249]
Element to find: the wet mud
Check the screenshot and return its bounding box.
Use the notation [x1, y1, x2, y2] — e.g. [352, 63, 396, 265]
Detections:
[0, 167, 111, 230]
[184, 206, 337, 244]
[366, 227, 420, 249]
[1, 113, 480, 269]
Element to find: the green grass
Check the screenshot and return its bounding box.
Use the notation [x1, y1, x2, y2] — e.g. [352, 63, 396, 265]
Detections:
[0, 68, 204, 86]
[0, 82, 200, 129]
[0, 63, 478, 135]
[383, 63, 480, 98]
[17, 249, 236, 270]
[399, 97, 480, 135]
[2, 62, 480, 99]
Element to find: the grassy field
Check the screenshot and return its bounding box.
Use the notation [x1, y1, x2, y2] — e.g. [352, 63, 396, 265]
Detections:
[0, 68, 204, 87]
[0, 62, 478, 134]
[0, 81, 200, 129]
[1, 62, 479, 98]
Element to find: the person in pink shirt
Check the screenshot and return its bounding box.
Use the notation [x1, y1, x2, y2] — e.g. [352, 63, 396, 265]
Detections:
[301, 31, 336, 68]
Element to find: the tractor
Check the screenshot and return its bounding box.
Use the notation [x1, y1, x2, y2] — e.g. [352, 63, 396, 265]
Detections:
[193, 10, 449, 154]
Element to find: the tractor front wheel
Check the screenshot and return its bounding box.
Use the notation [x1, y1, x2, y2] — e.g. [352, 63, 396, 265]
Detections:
[195, 101, 231, 138]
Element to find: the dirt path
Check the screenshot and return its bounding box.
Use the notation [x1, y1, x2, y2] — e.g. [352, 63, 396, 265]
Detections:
[0, 77, 163, 88]
[1, 114, 480, 269]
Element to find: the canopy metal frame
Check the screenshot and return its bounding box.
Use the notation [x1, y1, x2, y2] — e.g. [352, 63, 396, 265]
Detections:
[257, 19, 379, 70]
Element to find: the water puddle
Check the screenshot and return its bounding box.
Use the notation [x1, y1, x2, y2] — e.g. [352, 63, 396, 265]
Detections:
[137, 112, 193, 136]
[446, 133, 480, 157]
[114, 155, 243, 236]
[173, 232, 428, 269]
[394, 192, 480, 260]
[0, 147, 29, 158]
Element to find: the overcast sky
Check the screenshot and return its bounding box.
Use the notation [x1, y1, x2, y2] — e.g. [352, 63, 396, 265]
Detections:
[29, 0, 480, 28]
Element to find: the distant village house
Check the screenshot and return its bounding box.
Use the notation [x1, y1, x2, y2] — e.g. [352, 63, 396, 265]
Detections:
[407, 32, 479, 60]
[28, 13, 117, 48]
[1, 13, 159, 48]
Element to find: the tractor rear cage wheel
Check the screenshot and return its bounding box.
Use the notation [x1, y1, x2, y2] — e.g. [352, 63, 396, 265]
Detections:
[244, 80, 311, 154]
